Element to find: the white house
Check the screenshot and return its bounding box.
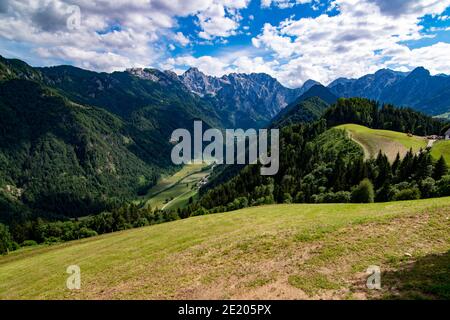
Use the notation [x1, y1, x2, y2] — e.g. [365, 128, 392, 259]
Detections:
[446, 128, 450, 140]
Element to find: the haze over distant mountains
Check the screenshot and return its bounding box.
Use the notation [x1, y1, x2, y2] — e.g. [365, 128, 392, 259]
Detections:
[327, 67, 450, 116]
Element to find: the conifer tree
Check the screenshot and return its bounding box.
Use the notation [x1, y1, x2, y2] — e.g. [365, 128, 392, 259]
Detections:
[434, 156, 448, 181]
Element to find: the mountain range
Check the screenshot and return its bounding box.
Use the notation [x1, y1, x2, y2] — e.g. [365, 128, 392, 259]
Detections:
[179, 68, 317, 128]
[0, 54, 449, 221]
[328, 67, 450, 116]
[177, 65, 450, 119]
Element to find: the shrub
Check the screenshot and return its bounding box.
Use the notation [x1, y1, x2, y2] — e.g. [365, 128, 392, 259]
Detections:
[192, 207, 208, 216]
[77, 227, 98, 239]
[44, 236, 61, 244]
[392, 187, 421, 201]
[295, 192, 305, 203]
[22, 240, 38, 247]
[419, 178, 436, 198]
[10, 241, 20, 251]
[437, 175, 450, 196]
[134, 217, 149, 228]
[0, 223, 15, 255]
[283, 193, 293, 204]
[328, 191, 351, 203]
[351, 179, 375, 203]
[312, 191, 351, 203]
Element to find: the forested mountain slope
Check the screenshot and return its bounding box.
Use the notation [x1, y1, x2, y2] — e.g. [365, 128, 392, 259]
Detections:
[0, 56, 225, 221]
[270, 85, 337, 128]
[0, 79, 159, 220]
[187, 98, 449, 216]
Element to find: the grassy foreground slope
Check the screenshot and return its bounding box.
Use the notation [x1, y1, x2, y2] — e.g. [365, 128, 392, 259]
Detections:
[0, 198, 449, 300]
[337, 124, 428, 161]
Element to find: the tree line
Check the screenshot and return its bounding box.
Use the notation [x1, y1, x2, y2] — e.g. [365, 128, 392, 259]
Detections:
[0, 203, 181, 254]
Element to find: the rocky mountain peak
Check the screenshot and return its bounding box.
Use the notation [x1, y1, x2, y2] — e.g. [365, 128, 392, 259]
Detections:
[126, 68, 159, 82]
[408, 66, 431, 78]
[179, 67, 224, 97]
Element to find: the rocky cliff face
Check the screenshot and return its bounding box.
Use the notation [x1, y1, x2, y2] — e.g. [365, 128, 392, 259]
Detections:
[178, 67, 226, 97]
[179, 68, 310, 128]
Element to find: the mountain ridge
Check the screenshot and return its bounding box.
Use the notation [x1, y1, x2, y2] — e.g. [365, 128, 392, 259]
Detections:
[270, 85, 338, 128]
[179, 67, 312, 128]
[328, 67, 450, 115]
[4, 54, 450, 120]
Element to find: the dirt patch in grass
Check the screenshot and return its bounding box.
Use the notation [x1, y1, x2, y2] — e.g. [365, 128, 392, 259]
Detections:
[102, 207, 449, 300]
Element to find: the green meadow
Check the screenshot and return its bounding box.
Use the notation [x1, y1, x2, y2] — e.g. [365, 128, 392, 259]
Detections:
[431, 140, 450, 164]
[142, 163, 212, 210]
[337, 124, 428, 161]
[1, 197, 448, 300]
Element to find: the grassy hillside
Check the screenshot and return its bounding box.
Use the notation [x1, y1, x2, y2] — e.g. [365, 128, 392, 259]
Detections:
[1, 198, 448, 300]
[143, 163, 212, 210]
[337, 124, 428, 161]
[431, 140, 450, 164]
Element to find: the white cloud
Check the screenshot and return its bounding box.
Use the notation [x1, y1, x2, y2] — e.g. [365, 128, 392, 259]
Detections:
[173, 32, 190, 46]
[168, 55, 233, 76]
[166, 48, 280, 79]
[387, 42, 450, 75]
[1, 0, 450, 88]
[197, 3, 239, 39]
[251, 0, 450, 87]
[197, 1, 249, 39]
[261, 0, 313, 9]
[0, 0, 251, 71]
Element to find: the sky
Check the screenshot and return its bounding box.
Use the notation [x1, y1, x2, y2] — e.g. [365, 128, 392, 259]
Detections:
[1, 0, 450, 88]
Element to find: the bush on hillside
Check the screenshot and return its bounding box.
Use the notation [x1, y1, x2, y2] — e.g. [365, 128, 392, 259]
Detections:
[437, 175, 450, 196]
[0, 223, 17, 254]
[392, 188, 421, 201]
[21, 240, 38, 247]
[312, 191, 351, 203]
[351, 179, 375, 203]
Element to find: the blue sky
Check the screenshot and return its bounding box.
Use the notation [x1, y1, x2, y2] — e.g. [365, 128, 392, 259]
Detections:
[1, 0, 450, 87]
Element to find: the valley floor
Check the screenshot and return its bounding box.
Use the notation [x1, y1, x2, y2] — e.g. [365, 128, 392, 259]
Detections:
[0, 197, 449, 300]
[141, 163, 212, 210]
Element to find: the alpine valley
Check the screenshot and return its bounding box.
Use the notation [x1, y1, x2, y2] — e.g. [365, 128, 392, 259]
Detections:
[0, 56, 450, 301]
